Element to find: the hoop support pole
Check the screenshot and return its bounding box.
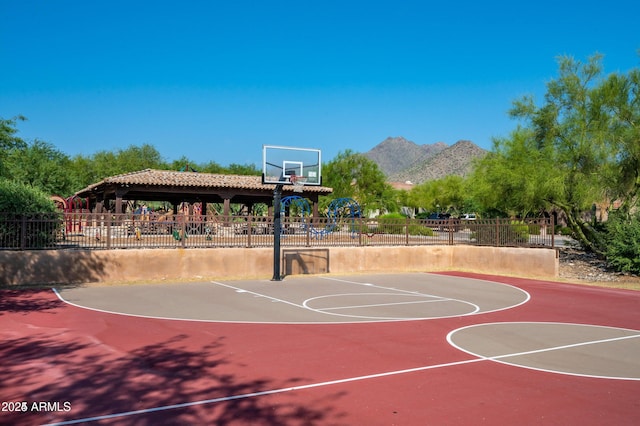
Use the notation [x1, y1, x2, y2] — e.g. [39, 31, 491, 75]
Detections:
[272, 184, 284, 281]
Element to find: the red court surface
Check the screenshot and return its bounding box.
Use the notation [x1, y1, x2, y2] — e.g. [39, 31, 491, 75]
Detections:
[1, 272, 639, 425]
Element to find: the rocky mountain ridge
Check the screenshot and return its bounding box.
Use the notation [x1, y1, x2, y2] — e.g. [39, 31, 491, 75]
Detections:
[363, 136, 487, 184]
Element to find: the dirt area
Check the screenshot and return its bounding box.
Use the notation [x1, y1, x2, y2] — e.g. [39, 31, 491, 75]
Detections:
[558, 246, 640, 291]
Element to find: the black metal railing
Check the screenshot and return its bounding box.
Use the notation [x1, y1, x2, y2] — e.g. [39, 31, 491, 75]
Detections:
[0, 212, 554, 250]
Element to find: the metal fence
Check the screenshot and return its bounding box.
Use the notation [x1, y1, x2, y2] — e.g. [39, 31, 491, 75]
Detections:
[0, 212, 555, 250]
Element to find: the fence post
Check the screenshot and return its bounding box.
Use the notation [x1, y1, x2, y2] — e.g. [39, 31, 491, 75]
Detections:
[20, 215, 27, 250]
[181, 217, 187, 248]
[405, 217, 409, 246]
[495, 218, 500, 247]
[247, 215, 252, 248]
[448, 217, 454, 245]
[550, 218, 555, 248]
[106, 218, 112, 249]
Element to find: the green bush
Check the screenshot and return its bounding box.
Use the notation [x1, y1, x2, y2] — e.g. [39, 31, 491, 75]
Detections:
[0, 179, 57, 213]
[472, 220, 530, 246]
[0, 179, 59, 248]
[378, 212, 406, 219]
[526, 223, 542, 235]
[511, 221, 532, 241]
[605, 212, 640, 275]
[556, 226, 573, 236]
[407, 222, 434, 236]
[376, 213, 406, 234]
[374, 213, 433, 236]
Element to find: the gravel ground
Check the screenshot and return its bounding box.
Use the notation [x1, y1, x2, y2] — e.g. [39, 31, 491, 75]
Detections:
[558, 246, 640, 290]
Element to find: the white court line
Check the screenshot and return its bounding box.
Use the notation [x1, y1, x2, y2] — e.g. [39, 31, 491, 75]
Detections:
[51, 288, 228, 324]
[320, 276, 454, 299]
[209, 280, 307, 310]
[43, 358, 485, 425]
[213, 280, 480, 321]
[320, 297, 449, 311]
[447, 322, 640, 380]
[53, 273, 527, 324]
[314, 277, 481, 318]
[321, 274, 533, 317]
[302, 292, 479, 320]
[51, 282, 473, 324]
[43, 331, 640, 425]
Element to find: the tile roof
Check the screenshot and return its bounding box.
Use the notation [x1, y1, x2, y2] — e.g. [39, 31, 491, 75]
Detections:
[77, 169, 333, 195]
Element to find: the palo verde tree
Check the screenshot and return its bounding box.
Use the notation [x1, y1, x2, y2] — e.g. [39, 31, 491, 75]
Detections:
[594, 64, 640, 216]
[478, 53, 640, 253]
[406, 175, 468, 214]
[321, 150, 397, 215]
[469, 127, 559, 218]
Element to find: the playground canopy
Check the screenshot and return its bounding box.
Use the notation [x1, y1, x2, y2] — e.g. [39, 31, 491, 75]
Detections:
[73, 169, 333, 216]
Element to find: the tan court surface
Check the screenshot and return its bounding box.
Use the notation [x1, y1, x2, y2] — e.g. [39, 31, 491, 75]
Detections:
[57, 273, 529, 323]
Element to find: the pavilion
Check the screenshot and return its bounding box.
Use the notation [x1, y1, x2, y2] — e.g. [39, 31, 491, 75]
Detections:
[73, 169, 333, 217]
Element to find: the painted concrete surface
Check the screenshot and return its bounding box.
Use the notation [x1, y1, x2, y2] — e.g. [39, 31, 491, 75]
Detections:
[2, 272, 639, 425]
[54, 273, 530, 323]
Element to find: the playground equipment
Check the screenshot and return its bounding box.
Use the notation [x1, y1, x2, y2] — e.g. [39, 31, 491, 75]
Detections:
[280, 196, 361, 239]
[62, 195, 89, 234]
[280, 195, 312, 216]
[323, 197, 361, 238]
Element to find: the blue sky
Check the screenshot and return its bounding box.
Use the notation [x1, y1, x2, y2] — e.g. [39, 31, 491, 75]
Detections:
[2, 0, 639, 168]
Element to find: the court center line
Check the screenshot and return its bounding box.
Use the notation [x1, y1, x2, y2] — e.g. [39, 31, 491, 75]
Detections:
[43, 332, 640, 426]
[320, 276, 456, 301]
[320, 298, 452, 311]
[319, 276, 480, 314]
[43, 357, 485, 426]
[475, 332, 640, 360]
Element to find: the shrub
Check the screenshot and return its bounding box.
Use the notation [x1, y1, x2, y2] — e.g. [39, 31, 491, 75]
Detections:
[407, 222, 434, 236]
[0, 179, 57, 213]
[511, 221, 532, 241]
[472, 220, 530, 246]
[605, 211, 640, 275]
[376, 213, 406, 234]
[556, 226, 573, 236]
[378, 212, 406, 219]
[375, 213, 433, 236]
[0, 179, 59, 248]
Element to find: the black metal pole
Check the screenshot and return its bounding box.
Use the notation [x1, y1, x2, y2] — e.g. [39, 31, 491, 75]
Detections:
[272, 184, 284, 281]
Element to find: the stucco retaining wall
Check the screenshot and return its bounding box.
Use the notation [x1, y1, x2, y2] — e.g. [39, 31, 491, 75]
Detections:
[0, 246, 558, 286]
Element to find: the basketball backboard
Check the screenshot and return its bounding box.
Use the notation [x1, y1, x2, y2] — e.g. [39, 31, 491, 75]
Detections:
[262, 145, 322, 185]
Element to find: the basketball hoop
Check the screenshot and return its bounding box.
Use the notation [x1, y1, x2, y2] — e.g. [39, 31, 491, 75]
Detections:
[290, 175, 307, 193]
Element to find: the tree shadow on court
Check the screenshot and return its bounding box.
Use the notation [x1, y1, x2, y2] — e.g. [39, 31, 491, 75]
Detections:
[0, 331, 349, 425]
[0, 289, 63, 315]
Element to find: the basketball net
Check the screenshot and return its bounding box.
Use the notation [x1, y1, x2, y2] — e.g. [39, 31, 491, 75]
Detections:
[290, 175, 307, 193]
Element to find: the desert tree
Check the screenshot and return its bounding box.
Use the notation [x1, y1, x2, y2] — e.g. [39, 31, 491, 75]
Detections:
[476, 53, 640, 252]
[321, 150, 397, 215]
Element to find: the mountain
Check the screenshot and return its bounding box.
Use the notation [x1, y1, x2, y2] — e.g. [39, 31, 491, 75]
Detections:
[363, 136, 448, 176]
[363, 137, 487, 184]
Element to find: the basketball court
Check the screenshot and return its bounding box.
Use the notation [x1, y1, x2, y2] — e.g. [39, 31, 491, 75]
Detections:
[2, 272, 640, 425]
[2, 146, 639, 424]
